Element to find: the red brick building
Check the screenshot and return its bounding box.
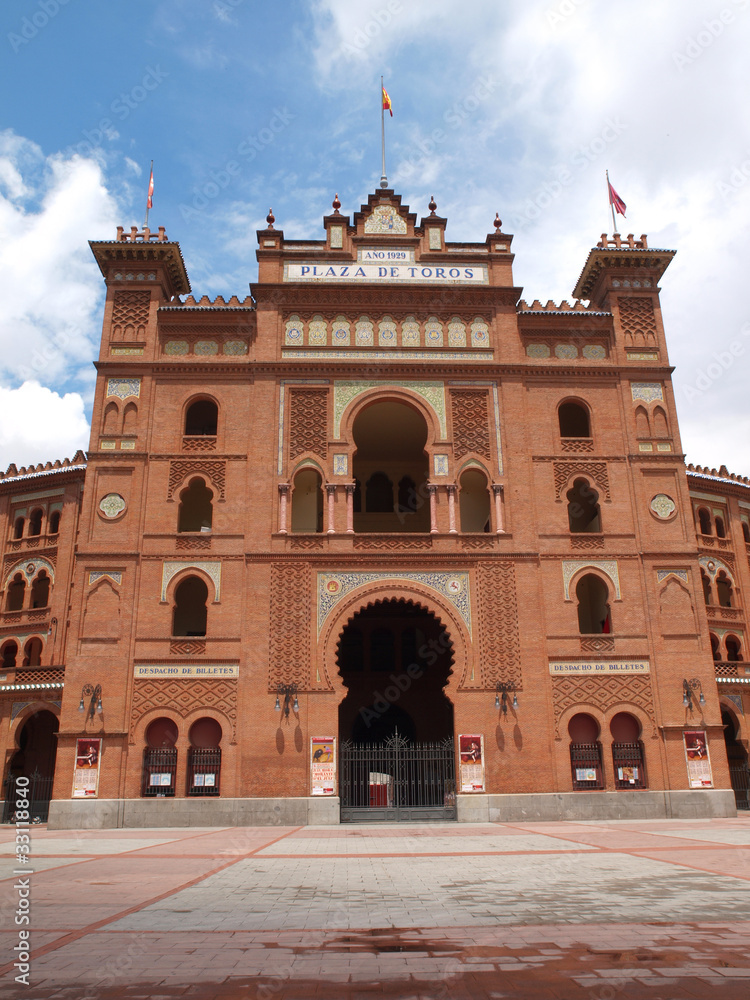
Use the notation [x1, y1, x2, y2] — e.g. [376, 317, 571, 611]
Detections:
[1, 189, 747, 827]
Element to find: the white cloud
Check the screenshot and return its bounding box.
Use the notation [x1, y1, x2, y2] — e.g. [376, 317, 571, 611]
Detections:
[0, 382, 89, 470]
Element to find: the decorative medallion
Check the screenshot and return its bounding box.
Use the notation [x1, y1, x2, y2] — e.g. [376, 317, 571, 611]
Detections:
[285, 315, 303, 345]
[527, 343, 551, 358]
[364, 205, 407, 235]
[194, 340, 218, 355]
[106, 378, 140, 400]
[631, 382, 663, 403]
[99, 493, 126, 519]
[223, 341, 248, 355]
[582, 345, 606, 360]
[378, 317, 397, 345]
[164, 341, 189, 356]
[332, 316, 351, 345]
[425, 318, 444, 346]
[355, 317, 374, 346]
[309, 316, 328, 345]
[470, 320, 489, 347]
[402, 317, 421, 346]
[448, 319, 467, 347]
[555, 344, 578, 360]
[650, 494, 676, 520]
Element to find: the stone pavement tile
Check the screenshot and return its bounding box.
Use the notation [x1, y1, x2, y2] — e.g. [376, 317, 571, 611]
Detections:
[631, 845, 750, 879]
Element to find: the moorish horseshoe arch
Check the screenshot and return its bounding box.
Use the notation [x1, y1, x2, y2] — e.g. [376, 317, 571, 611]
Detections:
[316, 579, 472, 696]
[336, 383, 446, 445]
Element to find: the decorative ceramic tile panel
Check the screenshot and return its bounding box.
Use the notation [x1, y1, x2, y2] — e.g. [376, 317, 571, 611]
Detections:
[627, 352, 659, 361]
[333, 454, 348, 476]
[428, 227, 442, 250]
[402, 317, 420, 347]
[223, 341, 248, 355]
[111, 347, 144, 356]
[333, 380, 447, 437]
[527, 344, 551, 358]
[161, 561, 222, 602]
[656, 570, 688, 583]
[425, 317, 443, 347]
[639, 443, 654, 452]
[99, 493, 126, 518]
[364, 205, 407, 234]
[332, 316, 351, 346]
[355, 317, 374, 346]
[89, 571, 123, 586]
[433, 454, 449, 476]
[631, 382, 664, 403]
[317, 571, 471, 635]
[164, 341, 189, 356]
[582, 345, 606, 360]
[562, 560, 621, 600]
[378, 317, 398, 346]
[106, 378, 141, 399]
[555, 344, 578, 359]
[309, 316, 328, 346]
[329, 226, 343, 248]
[194, 341, 218, 355]
[285, 315, 304, 345]
[120, 441, 136, 450]
[651, 494, 676, 519]
[448, 319, 466, 347]
[470, 319, 489, 347]
[284, 350, 493, 362]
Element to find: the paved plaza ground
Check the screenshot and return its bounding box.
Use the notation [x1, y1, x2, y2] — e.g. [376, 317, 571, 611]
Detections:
[1, 816, 749, 999]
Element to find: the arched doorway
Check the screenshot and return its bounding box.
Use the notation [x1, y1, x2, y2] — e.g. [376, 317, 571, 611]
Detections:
[3, 709, 58, 822]
[336, 598, 456, 821]
[723, 707, 749, 810]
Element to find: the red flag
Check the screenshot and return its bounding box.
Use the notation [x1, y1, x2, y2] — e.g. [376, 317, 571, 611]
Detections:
[147, 166, 154, 210]
[382, 86, 393, 117]
[607, 179, 626, 217]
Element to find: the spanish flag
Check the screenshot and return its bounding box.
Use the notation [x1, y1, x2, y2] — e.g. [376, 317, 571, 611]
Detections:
[382, 86, 393, 117]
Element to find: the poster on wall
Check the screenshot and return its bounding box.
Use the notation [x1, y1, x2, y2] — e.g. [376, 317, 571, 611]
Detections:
[72, 738, 102, 798]
[311, 737, 336, 796]
[458, 734, 485, 792]
[683, 730, 714, 788]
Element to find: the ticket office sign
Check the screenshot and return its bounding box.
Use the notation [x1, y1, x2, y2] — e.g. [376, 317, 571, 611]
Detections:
[311, 737, 336, 796]
[72, 738, 102, 798]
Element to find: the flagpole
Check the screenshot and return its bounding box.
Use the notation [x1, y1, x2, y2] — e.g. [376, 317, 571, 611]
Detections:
[380, 75, 388, 189]
[144, 160, 153, 229]
[606, 169, 617, 234]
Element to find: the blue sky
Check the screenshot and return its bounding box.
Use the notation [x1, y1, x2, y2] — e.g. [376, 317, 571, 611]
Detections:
[1, 0, 749, 473]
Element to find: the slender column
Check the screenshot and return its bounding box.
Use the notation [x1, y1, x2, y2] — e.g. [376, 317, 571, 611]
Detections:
[345, 483, 355, 534]
[447, 484, 458, 534]
[428, 484, 439, 534]
[278, 484, 290, 534]
[493, 484, 505, 534]
[326, 484, 336, 534]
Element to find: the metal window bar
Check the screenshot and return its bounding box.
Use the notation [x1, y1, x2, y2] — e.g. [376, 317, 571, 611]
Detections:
[141, 747, 177, 797]
[187, 747, 221, 796]
[570, 741, 604, 790]
[2, 772, 54, 823]
[729, 765, 750, 811]
[612, 741, 647, 789]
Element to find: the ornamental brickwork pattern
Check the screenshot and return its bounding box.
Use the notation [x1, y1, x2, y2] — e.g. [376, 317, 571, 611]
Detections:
[129, 677, 238, 743]
[554, 461, 611, 501]
[619, 297, 657, 347]
[289, 389, 329, 459]
[551, 673, 657, 739]
[269, 562, 312, 689]
[451, 390, 492, 461]
[476, 561, 521, 689]
[111, 290, 150, 340]
[168, 460, 226, 501]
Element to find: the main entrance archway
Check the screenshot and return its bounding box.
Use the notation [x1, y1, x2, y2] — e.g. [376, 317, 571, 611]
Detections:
[2, 709, 58, 823]
[336, 598, 456, 821]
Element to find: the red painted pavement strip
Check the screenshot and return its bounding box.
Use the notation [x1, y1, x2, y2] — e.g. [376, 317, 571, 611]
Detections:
[0, 825, 303, 979]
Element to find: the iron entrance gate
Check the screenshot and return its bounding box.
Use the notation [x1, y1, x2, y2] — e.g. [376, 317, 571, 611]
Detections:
[340, 732, 456, 822]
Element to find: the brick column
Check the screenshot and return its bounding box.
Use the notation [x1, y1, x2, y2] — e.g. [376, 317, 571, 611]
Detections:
[428, 485, 439, 534]
[326, 484, 336, 534]
[278, 484, 290, 534]
[447, 484, 458, 534]
[493, 484, 505, 534]
[345, 483, 355, 534]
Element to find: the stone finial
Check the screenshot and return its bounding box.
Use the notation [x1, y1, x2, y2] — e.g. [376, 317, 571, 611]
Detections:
[428, 195, 437, 215]
[332, 193, 341, 214]
[266, 208, 275, 229]
[494, 212, 502, 232]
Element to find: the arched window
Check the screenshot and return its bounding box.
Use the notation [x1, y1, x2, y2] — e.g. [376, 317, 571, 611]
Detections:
[716, 572, 734, 608]
[634, 406, 650, 439]
[177, 478, 214, 533]
[558, 401, 590, 438]
[291, 468, 323, 533]
[365, 472, 394, 513]
[122, 402, 137, 436]
[397, 476, 417, 514]
[709, 632, 721, 661]
[13, 517, 24, 540]
[568, 713, 603, 789]
[30, 571, 50, 609]
[743, 521, 750, 544]
[184, 399, 218, 436]
[6, 574, 26, 612]
[715, 516, 726, 539]
[697, 508, 712, 535]
[566, 478, 601, 533]
[103, 401, 119, 435]
[187, 718, 222, 796]
[48, 510, 61, 534]
[700, 569, 713, 605]
[576, 574, 611, 634]
[610, 712, 646, 789]
[172, 576, 208, 637]
[22, 638, 43, 667]
[1, 641, 18, 668]
[652, 406, 669, 438]
[142, 717, 178, 797]
[28, 509, 43, 537]
[459, 469, 491, 532]
[726, 635, 743, 662]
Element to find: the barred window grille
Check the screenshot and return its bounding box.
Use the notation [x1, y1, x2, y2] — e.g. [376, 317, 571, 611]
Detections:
[570, 741, 604, 789]
[612, 741, 647, 789]
[187, 747, 221, 796]
[141, 747, 177, 797]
